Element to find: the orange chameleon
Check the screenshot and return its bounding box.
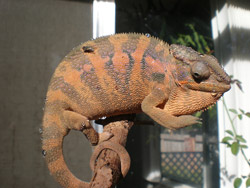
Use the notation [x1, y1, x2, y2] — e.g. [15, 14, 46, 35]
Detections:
[42, 33, 231, 187]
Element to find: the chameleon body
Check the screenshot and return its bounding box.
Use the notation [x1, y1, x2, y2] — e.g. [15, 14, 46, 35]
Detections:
[42, 33, 231, 187]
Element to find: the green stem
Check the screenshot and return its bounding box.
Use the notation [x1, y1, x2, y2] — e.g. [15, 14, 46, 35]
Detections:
[241, 148, 250, 167]
[222, 98, 237, 135]
[222, 97, 250, 168]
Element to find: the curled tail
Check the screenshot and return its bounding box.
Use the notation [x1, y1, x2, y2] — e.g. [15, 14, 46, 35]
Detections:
[42, 111, 90, 188]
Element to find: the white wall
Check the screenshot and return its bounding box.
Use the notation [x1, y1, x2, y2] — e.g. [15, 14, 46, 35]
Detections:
[211, 0, 250, 187]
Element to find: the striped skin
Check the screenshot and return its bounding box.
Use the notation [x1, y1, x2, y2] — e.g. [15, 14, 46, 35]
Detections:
[42, 33, 231, 187]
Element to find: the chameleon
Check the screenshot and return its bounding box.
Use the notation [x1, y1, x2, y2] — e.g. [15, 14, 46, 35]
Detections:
[42, 33, 231, 187]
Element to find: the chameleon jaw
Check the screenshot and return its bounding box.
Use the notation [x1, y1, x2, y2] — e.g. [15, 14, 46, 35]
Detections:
[165, 87, 223, 116]
[197, 92, 223, 112]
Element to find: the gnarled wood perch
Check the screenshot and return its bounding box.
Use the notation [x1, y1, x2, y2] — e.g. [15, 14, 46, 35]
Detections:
[89, 115, 135, 188]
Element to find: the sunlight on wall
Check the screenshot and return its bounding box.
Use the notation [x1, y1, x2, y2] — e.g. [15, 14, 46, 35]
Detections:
[93, 0, 116, 39]
[211, 2, 250, 188]
[230, 5, 250, 29]
[92, 0, 116, 133]
[212, 4, 250, 39]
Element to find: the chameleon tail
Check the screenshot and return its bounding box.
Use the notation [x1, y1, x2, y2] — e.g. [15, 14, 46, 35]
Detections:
[42, 113, 90, 188]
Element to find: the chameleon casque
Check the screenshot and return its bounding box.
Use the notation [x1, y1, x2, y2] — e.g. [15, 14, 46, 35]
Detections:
[42, 33, 231, 187]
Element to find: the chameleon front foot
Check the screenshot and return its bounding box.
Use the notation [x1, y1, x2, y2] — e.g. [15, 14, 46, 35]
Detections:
[141, 89, 202, 130]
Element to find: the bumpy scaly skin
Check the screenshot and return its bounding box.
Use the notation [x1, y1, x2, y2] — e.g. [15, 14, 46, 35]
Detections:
[42, 33, 231, 187]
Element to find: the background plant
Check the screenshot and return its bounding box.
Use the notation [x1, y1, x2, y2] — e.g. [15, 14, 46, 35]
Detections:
[221, 80, 250, 188]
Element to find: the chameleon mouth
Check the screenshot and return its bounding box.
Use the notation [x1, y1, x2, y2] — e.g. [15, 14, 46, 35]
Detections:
[194, 82, 231, 93]
[179, 80, 231, 93]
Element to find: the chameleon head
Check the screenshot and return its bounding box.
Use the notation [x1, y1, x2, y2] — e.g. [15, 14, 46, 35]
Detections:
[166, 44, 231, 115]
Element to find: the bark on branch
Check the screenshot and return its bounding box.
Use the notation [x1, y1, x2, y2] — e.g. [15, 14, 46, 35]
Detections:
[89, 115, 135, 188]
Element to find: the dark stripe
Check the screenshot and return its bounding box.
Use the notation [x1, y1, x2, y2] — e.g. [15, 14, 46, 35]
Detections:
[124, 52, 135, 86]
[80, 64, 112, 109]
[151, 72, 165, 83]
[71, 54, 92, 72]
[46, 145, 62, 164]
[64, 44, 94, 72]
[103, 34, 139, 96]
[104, 56, 127, 94]
[141, 37, 166, 82]
[106, 53, 134, 96]
[42, 123, 63, 140]
[94, 36, 114, 58]
[49, 77, 84, 106]
[80, 69, 102, 93]
[143, 37, 165, 61]
[121, 35, 138, 95]
[121, 34, 140, 54]
[76, 37, 115, 107]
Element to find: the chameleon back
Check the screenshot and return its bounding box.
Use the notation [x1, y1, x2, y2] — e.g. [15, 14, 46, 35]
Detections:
[46, 33, 171, 120]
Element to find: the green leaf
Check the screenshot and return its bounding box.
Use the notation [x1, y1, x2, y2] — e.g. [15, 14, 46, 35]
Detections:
[229, 109, 238, 114]
[234, 178, 242, 188]
[236, 82, 243, 91]
[222, 136, 233, 143]
[231, 142, 240, 155]
[226, 130, 234, 136]
[236, 135, 247, 143]
[240, 144, 248, 149]
[226, 143, 232, 148]
[239, 109, 245, 114]
[246, 177, 250, 187]
[238, 114, 243, 120]
[245, 112, 250, 118]
[185, 35, 196, 46]
[177, 38, 186, 45]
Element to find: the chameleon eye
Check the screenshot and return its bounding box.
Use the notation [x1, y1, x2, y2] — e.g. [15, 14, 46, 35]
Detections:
[191, 61, 210, 80]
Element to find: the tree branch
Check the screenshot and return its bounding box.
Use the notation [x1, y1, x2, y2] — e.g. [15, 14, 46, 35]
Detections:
[89, 114, 135, 188]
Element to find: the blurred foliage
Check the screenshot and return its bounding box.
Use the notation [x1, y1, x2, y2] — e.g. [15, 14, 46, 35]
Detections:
[116, 0, 212, 45]
[169, 24, 212, 54]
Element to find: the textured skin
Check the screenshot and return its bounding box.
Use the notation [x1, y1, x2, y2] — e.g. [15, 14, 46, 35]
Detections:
[42, 33, 231, 187]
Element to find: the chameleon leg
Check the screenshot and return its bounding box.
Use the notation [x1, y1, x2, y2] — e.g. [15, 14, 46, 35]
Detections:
[141, 89, 201, 130]
[63, 110, 113, 145]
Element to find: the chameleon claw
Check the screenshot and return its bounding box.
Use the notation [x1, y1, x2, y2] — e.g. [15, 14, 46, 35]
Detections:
[80, 123, 86, 131]
[90, 141, 130, 177]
